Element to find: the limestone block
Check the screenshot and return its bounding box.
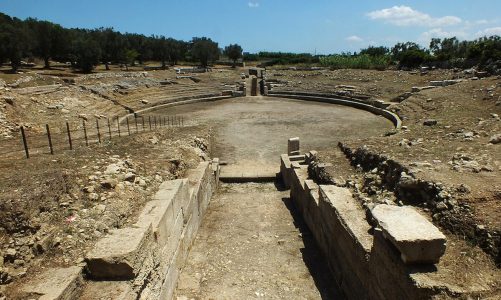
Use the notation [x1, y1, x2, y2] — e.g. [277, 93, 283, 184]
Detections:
[289, 154, 305, 162]
[304, 179, 318, 192]
[251, 78, 258, 96]
[319, 185, 373, 253]
[280, 154, 292, 188]
[211, 158, 219, 172]
[162, 211, 184, 264]
[371, 204, 446, 264]
[288, 137, 300, 155]
[22, 266, 82, 300]
[85, 226, 153, 280]
[135, 199, 174, 247]
[79, 281, 135, 300]
[159, 263, 179, 300]
[135, 180, 184, 247]
[430, 80, 445, 87]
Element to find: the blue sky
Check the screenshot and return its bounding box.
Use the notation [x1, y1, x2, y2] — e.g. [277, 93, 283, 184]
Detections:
[1, 0, 500, 54]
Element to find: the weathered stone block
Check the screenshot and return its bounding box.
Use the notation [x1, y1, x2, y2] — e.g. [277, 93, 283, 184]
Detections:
[371, 204, 446, 264]
[280, 154, 292, 188]
[85, 226, 153, 280]
[135, 180, 184, 248]
[289, 154, 305, 162]
[319, 185, 373, 253]
[288, 137, 300, 155]
[22, 266, 83, 300]
[135, 198, 174, 247]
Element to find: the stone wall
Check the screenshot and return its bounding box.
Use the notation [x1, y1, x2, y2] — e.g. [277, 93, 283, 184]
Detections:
[280, 153, 484, 299]
[268, 91, 401, 129]
[22, 160, 220, 300]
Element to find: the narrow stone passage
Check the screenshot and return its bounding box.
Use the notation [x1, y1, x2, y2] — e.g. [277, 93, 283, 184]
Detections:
[174, 182, 342, 299]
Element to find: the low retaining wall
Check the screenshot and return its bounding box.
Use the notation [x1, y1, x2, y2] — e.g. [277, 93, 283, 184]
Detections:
[119, 92, 244, 124]
[280, 152, 484, 299]
[22, 160, 220, 300]
[269, 91, 401, 129]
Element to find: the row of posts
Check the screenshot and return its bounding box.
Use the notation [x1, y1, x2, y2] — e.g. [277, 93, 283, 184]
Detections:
[20, 115, 184, 159]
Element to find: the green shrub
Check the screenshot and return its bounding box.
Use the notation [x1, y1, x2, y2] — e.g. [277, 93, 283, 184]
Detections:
[319, 54, 390, 70]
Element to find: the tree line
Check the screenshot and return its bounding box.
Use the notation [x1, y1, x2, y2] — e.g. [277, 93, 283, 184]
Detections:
[1, 12, 499, 73]
[322, 36, 500, 72]
[0, 13, 244, 72]
[245, 36, 500, 73]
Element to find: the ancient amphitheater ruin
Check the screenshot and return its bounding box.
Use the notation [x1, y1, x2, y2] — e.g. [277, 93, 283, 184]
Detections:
[0, 65, 500, 300]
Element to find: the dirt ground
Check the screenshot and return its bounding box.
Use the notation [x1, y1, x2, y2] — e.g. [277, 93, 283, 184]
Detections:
[175, 183, 342, 300]
[154, 96, 393, 168]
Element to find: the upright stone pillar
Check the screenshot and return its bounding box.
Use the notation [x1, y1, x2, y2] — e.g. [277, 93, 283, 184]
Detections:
[288, 137, 300, 156]
[251, 77, 258, 96]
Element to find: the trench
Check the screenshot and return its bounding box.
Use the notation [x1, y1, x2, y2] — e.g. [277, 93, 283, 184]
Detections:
[154, 96, 393, 299]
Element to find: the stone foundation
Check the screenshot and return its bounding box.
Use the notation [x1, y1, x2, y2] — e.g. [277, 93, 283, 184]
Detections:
[280, 151, 487, 299]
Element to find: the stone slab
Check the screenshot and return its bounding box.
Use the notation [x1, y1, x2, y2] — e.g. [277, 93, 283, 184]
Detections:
[79, 281, 135, 300]
[319, 185, 373, 253]
[371, 204, 446, 264]
[22, 266, 82, 300]
[85, 226, 152, 280]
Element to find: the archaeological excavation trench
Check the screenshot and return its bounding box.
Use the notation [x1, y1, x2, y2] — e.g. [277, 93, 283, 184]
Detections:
[155, 96, 394, 299]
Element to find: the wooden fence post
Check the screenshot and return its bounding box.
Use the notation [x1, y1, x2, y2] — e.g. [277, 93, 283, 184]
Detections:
[46, 124, 53, 155]
[135, 116, 138, 133]
[20, 126, 29, 159]
[149, 116, 152, 130]
[154, 116, 157, 129]
[116, 117, 121, 137]
[83, 120, 88, 146]
[96, 119, 101, 143]
[66, 122, 73, 150]
[142, 116, 145, 131]
[126, 117, 131, 135]
[107, 118, 112, 139]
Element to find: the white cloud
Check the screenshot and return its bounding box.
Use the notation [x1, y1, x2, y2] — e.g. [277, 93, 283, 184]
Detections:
[367, 6, 461, 27]
[420, 28, 468, 42]
[248, 2, 259, 8]
[476, 27, 501, 37]
[346, 35, 363, 42]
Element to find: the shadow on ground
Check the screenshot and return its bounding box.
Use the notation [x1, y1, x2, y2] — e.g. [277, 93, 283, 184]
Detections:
[279, 179, 344, 299]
